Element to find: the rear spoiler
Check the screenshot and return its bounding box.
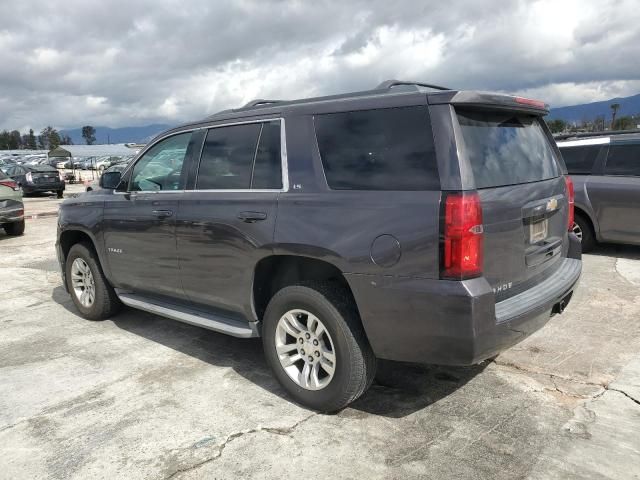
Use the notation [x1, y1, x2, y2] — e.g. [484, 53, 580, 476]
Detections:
[427, 91, 549, 115]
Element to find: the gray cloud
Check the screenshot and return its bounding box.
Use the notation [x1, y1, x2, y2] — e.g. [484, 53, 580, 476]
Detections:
[1, 0, 639, 131]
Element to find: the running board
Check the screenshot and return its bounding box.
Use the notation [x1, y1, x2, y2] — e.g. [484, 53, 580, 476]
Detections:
[116, 292, 260, 338]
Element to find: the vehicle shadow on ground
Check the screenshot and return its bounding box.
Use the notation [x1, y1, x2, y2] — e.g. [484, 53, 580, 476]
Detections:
[587, 243, 640, 260]
[51, 285, 486, 418]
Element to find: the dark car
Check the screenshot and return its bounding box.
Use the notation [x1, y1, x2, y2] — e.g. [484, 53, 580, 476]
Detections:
[56, 80, 581, 411]
[557, 131, 640, 251]
[2, 164, 65, 197]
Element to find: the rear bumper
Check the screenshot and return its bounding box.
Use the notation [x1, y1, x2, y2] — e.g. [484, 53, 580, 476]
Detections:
[23, 183, 64, 193]
[346, 255, 581, 366]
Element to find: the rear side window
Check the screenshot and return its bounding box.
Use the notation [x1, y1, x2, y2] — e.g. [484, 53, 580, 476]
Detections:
[457, 110, 561, 188]
[197, 124, 261, 190]
[560, 145, 600, 174]
[314, 106, 439, 190]
[604, 143, 640, 176]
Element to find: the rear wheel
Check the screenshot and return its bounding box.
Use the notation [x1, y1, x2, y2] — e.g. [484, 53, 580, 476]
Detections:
[262, 282, 376, 412]
[57, 190, 64, 199]
[572, 213, 595, 253]
[65, 243, 121, 320]
[3, 219, 25, 236]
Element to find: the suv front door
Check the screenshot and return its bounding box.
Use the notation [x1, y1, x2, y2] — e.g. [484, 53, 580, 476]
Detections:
[177, 120, 284, 320]
[103, 131, 195, 300]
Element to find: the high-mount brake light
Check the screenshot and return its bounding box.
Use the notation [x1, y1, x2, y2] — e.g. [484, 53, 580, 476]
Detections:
[564, 176, 575, 231]
[441, 192, 484, 280]
[515, 96, 546, 109]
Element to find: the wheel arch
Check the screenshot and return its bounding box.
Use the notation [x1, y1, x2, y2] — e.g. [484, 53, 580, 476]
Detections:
[574, 204, 598, 238]
[252, 254, 360, 325]
[58, 228, 112, 283]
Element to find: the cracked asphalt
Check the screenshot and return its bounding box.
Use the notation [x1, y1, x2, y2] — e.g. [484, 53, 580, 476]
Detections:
[1, 194, 640, 479]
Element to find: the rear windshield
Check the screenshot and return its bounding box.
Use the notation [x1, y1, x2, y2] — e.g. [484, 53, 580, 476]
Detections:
[30, 165, 57, 173]
[456, 110, 561, 188]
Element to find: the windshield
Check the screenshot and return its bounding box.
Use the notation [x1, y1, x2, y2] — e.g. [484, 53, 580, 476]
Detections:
[456, 110, 561, 188]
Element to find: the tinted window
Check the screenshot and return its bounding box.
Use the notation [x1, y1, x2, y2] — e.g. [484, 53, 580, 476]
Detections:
[457, 110, 561, 188]
[252, 121, 282, 189]
[604, 143, 640, 176]
[314, 106, 439, 190]
[29, 165, 57, 173]
[196, 124, 261, 190]
[130, 132, 191, 191]
[560, 145, 600, 174]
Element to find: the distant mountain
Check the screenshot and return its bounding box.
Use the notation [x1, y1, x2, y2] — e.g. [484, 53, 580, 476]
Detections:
[60, 124, 173, 145]
[548, 93, 640, 123]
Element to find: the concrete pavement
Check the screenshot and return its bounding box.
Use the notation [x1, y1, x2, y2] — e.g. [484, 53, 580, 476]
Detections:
[1, 200, 639, 479]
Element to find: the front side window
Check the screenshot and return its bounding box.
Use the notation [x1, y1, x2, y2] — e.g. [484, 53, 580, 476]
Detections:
[604, 143, 640, 176]
[314, 106, 439, 191]
[130, 132, 192, 191]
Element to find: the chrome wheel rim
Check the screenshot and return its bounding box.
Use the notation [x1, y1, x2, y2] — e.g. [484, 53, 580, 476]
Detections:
[71, 258, 95, 308]
[571, 222, 583, 241]
[275, 309, 336, 391]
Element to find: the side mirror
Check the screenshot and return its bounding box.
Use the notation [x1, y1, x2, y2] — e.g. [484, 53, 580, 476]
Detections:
[100, 171, 122, 190]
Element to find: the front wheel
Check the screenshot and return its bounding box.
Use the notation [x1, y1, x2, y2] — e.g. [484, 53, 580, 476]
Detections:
[262, 283, 376, 412]
[65, 243, 122, 320]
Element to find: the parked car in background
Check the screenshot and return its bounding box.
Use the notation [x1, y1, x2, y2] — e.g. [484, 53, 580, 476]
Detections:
[57, 80, 581, 411]
[0, 169, 24, 236]
[56, 159, 73, 169]
[1, 164, 65, 198]
[557, 130, 640, 251]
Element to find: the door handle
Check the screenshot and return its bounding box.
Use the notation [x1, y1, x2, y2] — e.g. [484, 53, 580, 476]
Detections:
[237, 211, 267, 223]
[152, 209, 173, 219]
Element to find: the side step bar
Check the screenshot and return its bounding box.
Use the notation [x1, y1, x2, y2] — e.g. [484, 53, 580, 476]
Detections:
[116, 291, 260, 338]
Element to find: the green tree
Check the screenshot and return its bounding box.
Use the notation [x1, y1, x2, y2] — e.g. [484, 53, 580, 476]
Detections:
[8, 130, 22, 149]
[60, 134, 73, 145]
[612, 116, 635, 130]
[27, 128, 37, 149]
[546, 119, 567, 133]
[610, 103, 621, 129]
[82, 125, 96, 145]
[0, 130, 9, 150]
[40, 126, 61, 150]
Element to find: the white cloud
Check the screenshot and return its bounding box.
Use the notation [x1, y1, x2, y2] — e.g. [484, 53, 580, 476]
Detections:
[0, 0, 639, 131]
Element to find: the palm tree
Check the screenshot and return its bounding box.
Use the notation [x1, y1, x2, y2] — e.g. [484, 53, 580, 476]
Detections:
[610, 103, 621, 130]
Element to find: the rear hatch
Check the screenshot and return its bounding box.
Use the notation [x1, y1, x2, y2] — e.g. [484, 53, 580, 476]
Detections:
[30, 167, 61, 185]
[454, 106, 569, 301]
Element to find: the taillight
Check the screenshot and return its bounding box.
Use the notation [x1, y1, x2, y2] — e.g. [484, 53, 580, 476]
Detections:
[564, 176, 575, 231]
[59, 171, 65, 181]
[25, 172, 33, 183]
[441, 191, 484, 280]
[0, 179, 18, 191]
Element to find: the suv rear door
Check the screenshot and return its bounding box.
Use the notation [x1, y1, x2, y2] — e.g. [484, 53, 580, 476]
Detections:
[451, 107, 569, 301]
[176, 119, 284, 321]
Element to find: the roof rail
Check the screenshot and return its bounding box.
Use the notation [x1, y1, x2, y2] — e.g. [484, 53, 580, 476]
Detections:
[376, 79, 450, 91]
[554, 128, 640, 141]
[242, 99, 282, 108]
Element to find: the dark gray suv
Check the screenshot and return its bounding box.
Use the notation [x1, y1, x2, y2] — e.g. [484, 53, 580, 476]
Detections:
[56, 80, 582, 411]
[557, 131, 640, 251]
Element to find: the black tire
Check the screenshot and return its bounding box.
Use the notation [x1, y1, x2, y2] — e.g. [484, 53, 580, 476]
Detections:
[574, 213, 595, 253]
[262, 282, 376, 412]
[4, 219, 25, 236]
[65, 242, 122, 320]
[57, 190, 64, 199]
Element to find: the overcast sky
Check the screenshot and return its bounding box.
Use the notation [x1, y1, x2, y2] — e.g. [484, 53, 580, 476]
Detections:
[1, 0, 639, 131]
